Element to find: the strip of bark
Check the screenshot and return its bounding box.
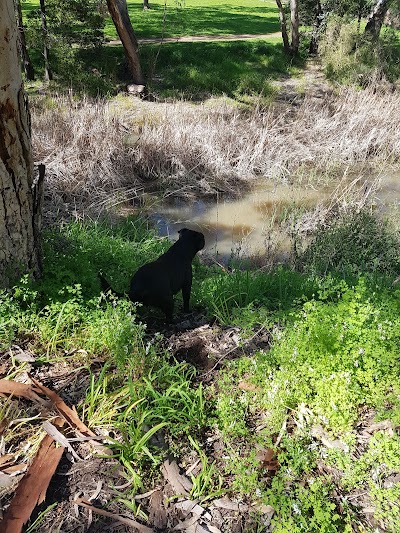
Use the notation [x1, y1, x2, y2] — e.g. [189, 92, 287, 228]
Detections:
[0, 379, 49, 407]
[2, 429, 65, 532]
[29, 376, 96, 438]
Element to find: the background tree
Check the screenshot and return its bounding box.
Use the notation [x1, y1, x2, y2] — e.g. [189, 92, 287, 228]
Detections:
[15, 0, 35, 80]
[25, 0, 105, 81]
[0, 0, 41, 286]
[106, 0, 145, 88]
[364, 0, 390, 37]
[39, 0, 52, 81]
[275, 0, 300, 55]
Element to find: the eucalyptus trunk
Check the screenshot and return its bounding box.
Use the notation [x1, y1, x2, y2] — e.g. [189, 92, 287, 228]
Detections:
[16, 0, 35, 80]
[0, 0, 42, 286]
[364, 0, 390, 38]
[275, 0, 291, 54]
[290, 0, 299, 55]
[106, 0, 145, 87]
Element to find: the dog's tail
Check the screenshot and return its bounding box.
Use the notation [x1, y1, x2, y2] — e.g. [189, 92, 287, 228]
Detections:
[98, 271, 124, 298]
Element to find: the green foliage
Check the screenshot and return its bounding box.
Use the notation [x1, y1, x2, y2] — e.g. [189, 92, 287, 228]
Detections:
[188, 436, 225, 501]
[4, 215, 400, 528]
[319, 15, 400, 84]
[39, 218, 166, 303]
[24, 0, 105, 92]
[300, 209, 400, 277]
[214, 277, 400, 439]
[198, 267, 318, 324]
[141, 362, 207, 436]
[102, 0, 279, 40]
[27, 0, 104, 47]
[267, 477, 348, 532]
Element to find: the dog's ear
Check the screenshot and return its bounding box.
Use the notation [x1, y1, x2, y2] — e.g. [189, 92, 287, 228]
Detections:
[178, 228, 189, 237]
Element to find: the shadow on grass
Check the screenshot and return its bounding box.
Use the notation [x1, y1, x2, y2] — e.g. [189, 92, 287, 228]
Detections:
[73, 39, 299, 100]
[104, 3, 279, 39]
[142, 40, 296, 99]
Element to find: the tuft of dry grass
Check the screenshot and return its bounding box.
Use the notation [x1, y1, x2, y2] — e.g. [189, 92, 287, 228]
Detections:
[31, 87, 400, 217]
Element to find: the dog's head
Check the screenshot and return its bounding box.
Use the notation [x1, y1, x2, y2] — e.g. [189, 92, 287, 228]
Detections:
[178, 228, 205, 251]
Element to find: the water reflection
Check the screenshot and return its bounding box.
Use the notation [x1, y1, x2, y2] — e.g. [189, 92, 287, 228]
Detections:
[150, 173, 400, 260]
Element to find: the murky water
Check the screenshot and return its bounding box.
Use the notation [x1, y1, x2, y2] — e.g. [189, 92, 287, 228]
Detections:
[150, 173, 400, 260]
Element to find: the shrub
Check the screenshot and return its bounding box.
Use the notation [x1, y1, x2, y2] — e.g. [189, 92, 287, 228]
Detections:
[299, 209, 400, 277]
[319, 16, 400, 85]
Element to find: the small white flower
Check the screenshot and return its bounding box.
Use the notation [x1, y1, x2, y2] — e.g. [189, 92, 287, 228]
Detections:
[292, 503, 301, 515]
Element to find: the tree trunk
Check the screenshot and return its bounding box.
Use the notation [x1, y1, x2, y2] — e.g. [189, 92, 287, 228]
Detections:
[39, 0, 52, 81]
[15, 0, 35, 80]
[275, 0, 291, 54]
[309, 0, 322, 54]
[143, 0, 150, 10]
[106, 0, 145, 87]
[364, 0, 390, 38]
[290, 0, 299, 55]
[0, 0, 42, 286]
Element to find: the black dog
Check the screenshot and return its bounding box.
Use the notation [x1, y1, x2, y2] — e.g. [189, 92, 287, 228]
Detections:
[99, 228, 205, 322]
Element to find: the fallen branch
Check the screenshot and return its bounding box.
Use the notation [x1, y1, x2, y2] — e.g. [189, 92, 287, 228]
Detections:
[73, 497, 153, 533]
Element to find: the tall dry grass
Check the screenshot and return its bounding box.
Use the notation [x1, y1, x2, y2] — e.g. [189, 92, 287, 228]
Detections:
[32, 87, 400, 216]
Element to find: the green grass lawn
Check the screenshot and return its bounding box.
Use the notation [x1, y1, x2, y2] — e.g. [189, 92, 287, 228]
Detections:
[75, 37, 292, 98]
[22, 0, 279, 39]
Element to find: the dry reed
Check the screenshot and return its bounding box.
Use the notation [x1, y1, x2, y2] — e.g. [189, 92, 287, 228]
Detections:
[31, 87, 400, 216]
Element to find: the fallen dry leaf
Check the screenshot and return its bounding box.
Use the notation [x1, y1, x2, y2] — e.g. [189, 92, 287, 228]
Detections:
[212, 497, 248, 512]
[256, 448, 280, 473]
[0, 464, 27, 475]
[0, 472, 18, 490]
[238, 380, 262, 392]
[175, 499, 206, 518]
[311, 426, 349, 452]
[148, 489, 167, 530]
[2, 429, 65, 533]
[162, 459, 192, 497]
[0, 455, 15, 468]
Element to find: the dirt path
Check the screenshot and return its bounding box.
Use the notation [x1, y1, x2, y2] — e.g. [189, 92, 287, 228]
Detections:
[107, 31, 282, 46]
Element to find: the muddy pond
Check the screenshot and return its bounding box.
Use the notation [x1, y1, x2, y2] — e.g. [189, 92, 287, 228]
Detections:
[149, 173, 400, 262]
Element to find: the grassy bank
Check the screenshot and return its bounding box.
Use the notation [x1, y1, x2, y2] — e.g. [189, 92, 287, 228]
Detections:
[1, 211, 400, 531]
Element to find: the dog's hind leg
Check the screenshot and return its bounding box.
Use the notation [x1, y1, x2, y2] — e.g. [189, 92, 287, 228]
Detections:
[182, 279, 192, 313]
[159, 298, 174, 323]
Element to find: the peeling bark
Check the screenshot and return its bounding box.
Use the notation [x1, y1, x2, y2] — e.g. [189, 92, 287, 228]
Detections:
[0, 0, 41, 286]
